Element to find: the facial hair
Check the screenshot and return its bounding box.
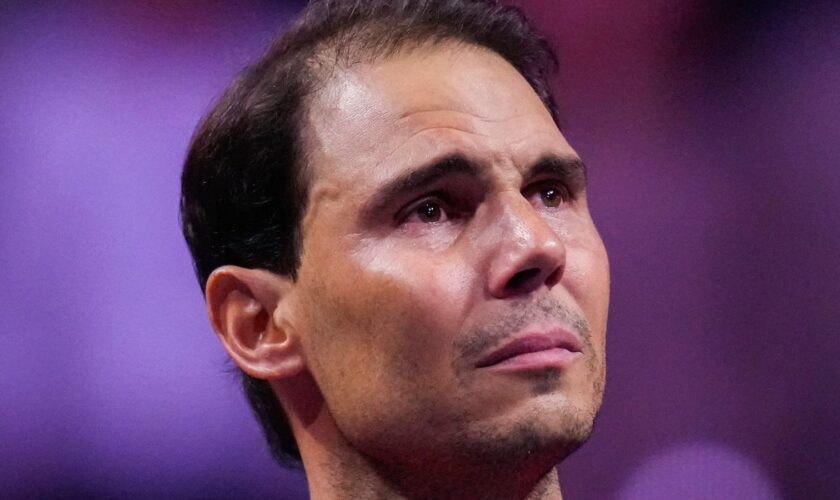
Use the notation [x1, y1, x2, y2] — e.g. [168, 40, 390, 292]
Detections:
[448, 295, 604, 464]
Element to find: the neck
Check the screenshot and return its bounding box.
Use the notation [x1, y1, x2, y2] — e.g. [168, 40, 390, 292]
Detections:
[298, 413, 565, 500]
[306, 451, 564, 500]
[277, 374, 565, 500]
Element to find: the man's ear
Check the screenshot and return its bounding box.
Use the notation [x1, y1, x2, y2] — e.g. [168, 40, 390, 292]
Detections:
[205, 266, 304, 380]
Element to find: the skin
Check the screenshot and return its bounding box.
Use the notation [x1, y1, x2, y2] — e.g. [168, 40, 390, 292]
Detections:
[207, 42, 609, 500]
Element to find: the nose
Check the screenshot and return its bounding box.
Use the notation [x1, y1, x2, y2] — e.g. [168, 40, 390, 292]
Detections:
[486, 195, 566, 299]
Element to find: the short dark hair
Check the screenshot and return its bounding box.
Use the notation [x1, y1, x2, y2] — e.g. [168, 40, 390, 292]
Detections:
[180, 0, 561, 466]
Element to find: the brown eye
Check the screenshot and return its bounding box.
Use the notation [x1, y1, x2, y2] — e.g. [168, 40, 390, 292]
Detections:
[540, 186, 566, 207]
[399, 196, 457, 226]
[416, 200, 443, 222]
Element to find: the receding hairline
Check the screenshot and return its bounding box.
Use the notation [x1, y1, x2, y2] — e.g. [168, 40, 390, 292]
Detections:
[281, 5, 560, 200]
[296, 37, 530, 193]
[300, 28, 518, 126]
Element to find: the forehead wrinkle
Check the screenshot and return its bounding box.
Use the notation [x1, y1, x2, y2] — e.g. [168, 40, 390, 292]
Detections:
[396, 107, 529, 126]
[390, 111, 561, 177]
[380, 109, 544, 174]
[372, 124, 490, 178]
[304, 45, 559, 188]
[374, 124, 550, 195]
[393, 105, 540, 144]
[504, 128, 562, 151]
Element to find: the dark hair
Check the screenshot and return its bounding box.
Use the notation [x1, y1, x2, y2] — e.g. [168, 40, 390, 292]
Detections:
[180, 0, 561, 466]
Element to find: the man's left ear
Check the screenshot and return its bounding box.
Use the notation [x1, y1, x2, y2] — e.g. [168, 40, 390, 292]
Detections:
[204, 266, 304, 381]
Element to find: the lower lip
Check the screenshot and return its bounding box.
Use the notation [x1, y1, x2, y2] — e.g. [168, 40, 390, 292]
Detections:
[485, 348, 582, 371]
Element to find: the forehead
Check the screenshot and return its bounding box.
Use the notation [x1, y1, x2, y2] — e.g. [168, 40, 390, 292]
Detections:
[302, 43, 575, 199]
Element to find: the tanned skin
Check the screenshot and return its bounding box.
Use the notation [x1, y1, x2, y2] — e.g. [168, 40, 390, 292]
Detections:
[206, 42, 609, 500]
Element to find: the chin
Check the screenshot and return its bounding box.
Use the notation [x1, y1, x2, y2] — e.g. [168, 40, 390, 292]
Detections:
[450, 396, 598, 471]
[525, 384, 603, 461]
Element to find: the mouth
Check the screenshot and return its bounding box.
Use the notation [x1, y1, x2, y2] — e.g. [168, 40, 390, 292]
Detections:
[475, 327, 583, 371]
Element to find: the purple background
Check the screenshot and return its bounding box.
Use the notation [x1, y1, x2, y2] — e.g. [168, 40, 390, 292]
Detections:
[1, 1, 838, 498]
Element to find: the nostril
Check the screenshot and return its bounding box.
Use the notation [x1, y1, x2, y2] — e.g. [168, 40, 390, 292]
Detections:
[505, 268, 540, 291]
[545, 268, 561, 288]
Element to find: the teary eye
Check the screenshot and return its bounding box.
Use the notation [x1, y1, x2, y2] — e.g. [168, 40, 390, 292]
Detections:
[529, 182, 573, 209]
[540, 186, 566, 208]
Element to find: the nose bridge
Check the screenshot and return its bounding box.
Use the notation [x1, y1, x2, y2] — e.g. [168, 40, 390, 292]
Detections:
[500, 192, 552, 244]
[488, 190, 554, 249]
[480, 191, 566, 298]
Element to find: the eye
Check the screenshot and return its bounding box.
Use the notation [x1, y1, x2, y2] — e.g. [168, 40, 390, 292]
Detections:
[416, 201, 443, 222]
[532, 182, 572, 208]
[402, 199, 450, 224]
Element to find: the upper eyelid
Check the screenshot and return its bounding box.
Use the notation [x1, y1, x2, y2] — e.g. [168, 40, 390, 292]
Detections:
[522, 178, 574, 195]
[521, 156, 588, 192]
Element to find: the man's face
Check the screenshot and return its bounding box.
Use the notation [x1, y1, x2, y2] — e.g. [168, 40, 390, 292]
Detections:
[290, 43, 609, 469]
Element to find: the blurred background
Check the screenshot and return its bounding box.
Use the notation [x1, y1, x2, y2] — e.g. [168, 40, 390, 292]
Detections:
[1, 0, 838, 498]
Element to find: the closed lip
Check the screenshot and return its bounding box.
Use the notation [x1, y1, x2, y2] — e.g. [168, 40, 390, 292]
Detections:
[475, 328, 583, 369]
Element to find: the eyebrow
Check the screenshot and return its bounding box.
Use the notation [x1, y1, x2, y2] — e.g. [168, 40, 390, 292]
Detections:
[360, 153, 588, 221]
[523, 155, 588, 187]
[362, 154, 483, 217]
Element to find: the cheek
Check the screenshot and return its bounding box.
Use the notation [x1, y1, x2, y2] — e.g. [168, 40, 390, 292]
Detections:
[295, 245, 480, 455]
[297, 243, 472, 402]
[563, 239, 610, 341]
[565, 243, 609, 301]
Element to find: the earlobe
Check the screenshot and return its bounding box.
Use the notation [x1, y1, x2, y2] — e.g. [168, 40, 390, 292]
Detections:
[205, 266, 305, 381]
